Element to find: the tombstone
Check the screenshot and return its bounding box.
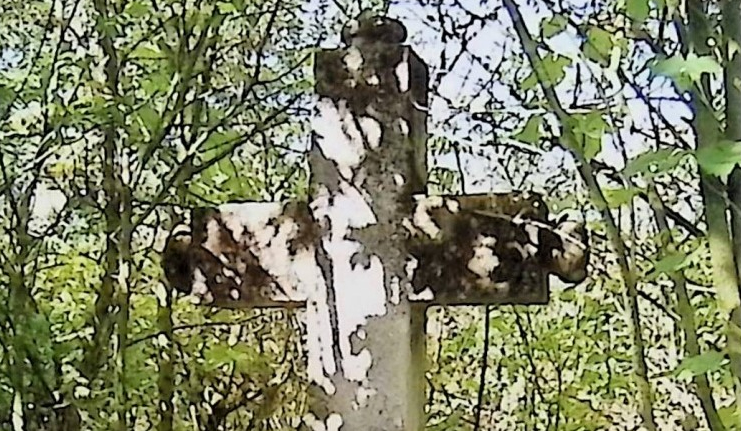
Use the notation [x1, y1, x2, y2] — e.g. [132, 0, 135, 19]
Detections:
[161, 12, 588, 431]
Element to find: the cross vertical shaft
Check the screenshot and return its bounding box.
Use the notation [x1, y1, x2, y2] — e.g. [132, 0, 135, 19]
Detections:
[304, 15, 429, 430]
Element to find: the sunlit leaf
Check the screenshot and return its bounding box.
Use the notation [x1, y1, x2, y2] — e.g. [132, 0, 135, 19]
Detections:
[540, 54, 571, 88]
[652, 53, 722, 89]
[216, 1, 237, 13]
[569, 111, 607, 160]
[136, 105, 160, 137]
[603, 186, 641, 208]
[583, 26, 613, 66]
[0, 86, 15, 113]
[514, 114, 543, 145]
[522, 54, 571, 91]
[717, 405, 741, 430]
[123, 0, 149, 18]
[696, 140, 741, 178]
[541, 14, 568, 38]
[622, 149, 690, 178]
[626, 0, 650, 26]
[653, 251, 687, 274]
[547, 194, 577, 212]
[674, 350, 726, 380]
[130, 43, 165, 60]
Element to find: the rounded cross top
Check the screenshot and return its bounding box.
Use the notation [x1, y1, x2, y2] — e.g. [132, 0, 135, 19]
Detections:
[340, 12, 407, 46]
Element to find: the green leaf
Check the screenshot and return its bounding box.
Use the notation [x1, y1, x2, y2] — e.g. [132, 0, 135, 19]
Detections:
[521, 72, 538, 91]
[141, 70, 172, 95]
[136, 105, 160, 136]
[696, 140, 741, 178]
[203, 130, 242, 152]
[653, 251, 687, 274]
[569, 111, 607, 160]
[536, 54, 571, 88]
[626, 0, 650, 26]
[0, 86, 14, 113]
[541, 14, 568, 38]
[622, 149, 690, 178]
[652, 53, 722, 89]
[645, 245, 705, 281]
[130, 43, 164, 60]
[674, 350, 726, 380]
[717, 405, 741, 430]
[513, 115, 543, 145]
[123, 0, 149, 18]
[603, 186, 640, 208]
[216, 1, 237, 13]
[728, 322, 741, 356]
[547, 194, 577, 212]
[583, 27, 614, 66]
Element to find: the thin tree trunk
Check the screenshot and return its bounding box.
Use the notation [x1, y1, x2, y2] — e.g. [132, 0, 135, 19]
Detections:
[685, 0, 741, 414]
[84, 3, 133, 430]
[647, 184, 725, 431]
[723, 0, 741, 413]
[83, 0, 121, 378]
[501, 1, 657, 428]
[117, 169, 133, 431]
[157, 212, 179, 431]
[157, 282, 174, 431]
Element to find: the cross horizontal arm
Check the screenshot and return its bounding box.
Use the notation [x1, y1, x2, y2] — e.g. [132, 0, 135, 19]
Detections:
[162, 192, 588, 307]
[162, 201, 316, 307]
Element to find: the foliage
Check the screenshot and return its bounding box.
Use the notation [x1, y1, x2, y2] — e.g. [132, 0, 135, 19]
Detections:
[2, 0, 741, 430]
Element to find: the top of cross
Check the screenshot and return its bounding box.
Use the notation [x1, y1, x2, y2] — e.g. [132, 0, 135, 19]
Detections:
[340, 11, 407, 46]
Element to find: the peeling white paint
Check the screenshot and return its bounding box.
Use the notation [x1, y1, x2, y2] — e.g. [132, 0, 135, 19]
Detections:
[401, 217, 419, 236]
[345, 348, 373, 381]
[404, 257, 418, 280]
[524, 224, 540, 245]
[203, 219, 223, 254]
[366, 75, 380, 85]
[412, 195, 444, 239]
[445, 199, 460, 213]
[312, 99, 368, 179]
[326, 414, 343, 431]
[229, 289, 240, 300]
[395, 50, 410, 92]
[303, 413, 344, 431]
[215, 202, 324, 300]
[355, 386, 377, 408]
[409, 287, 434, 301]
[390, 275, 401, 305]
[220, 202, 283, 242]
[393, 174, 405, 186]
[359, 116, 382, 149]
[192, 269, 208, 296]
[397, 118, 409, 135]
[467, 235, 500, 278]
[202, 292, 214, 304]
[308, 180, 388, 393]
[344, 46, 364, 71]
[506, 241, 532, 260]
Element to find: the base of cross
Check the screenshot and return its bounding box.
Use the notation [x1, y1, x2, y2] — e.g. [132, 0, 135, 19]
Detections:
[162, 192, 588, 308]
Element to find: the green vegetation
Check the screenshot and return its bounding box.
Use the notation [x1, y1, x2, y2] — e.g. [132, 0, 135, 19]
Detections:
[1, 0, 741, 429]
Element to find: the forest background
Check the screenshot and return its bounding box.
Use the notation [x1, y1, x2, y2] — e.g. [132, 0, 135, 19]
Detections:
[2, 0, 741, 430]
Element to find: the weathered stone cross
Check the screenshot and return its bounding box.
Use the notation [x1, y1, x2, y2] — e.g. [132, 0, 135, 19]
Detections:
[162, 13, 587, 431]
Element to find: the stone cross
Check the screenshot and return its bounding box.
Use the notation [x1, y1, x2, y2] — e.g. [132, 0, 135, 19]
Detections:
[162, 13, 588, 431]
